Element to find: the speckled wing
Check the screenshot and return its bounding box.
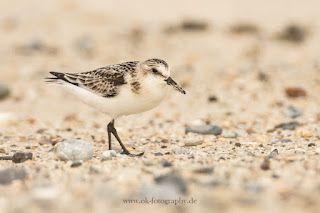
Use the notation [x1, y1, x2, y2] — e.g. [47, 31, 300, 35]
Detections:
[48, 61, 138, 98]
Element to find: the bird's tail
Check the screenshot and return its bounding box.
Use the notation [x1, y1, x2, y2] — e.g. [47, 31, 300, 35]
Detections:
[44, 72, 68, 85]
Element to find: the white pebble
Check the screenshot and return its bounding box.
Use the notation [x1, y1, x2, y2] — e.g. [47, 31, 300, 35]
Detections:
[102, 150, 117, 160]
[54, 140, 94, 161]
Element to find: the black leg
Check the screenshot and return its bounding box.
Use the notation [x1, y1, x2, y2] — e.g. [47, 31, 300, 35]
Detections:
[107, 120, 144, 156]
[107, 122, 112, 150]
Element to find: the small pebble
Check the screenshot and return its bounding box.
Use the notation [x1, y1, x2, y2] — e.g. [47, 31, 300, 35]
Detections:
[180, 20, 208, 31]
[235, 142, 241, 147]
[184, 140, 203, 146]
[101, 150, 117, 161]
[275, 121, 299, 130]
[308, 143, 316, 147]
[185, 124, 222, 135]
[246, 128, 255, 134]
[154, 152, 164, 156]
[12, 152, 33, 163]
[271, 138, 292, 144]
[218, 157, 226, 161]
[36, 128, 47, 134]
[0, 148, 5, 153]
[208, 95, 218, 102]
[294, 148, 306, 154]
[0, 84, 10, 100]
[222, 133, 239, 138]
[71, 162, 82, 168]
[284, 106, 303, 118]
[0, 168, 27, 185]
[161, 139, 169, 143]
[173, 148, 191, 155]
[217, 137, 227, 142]
[54, 140, 94, 161]
[300, 131, 313, 138]
[285, 87, 307, 98]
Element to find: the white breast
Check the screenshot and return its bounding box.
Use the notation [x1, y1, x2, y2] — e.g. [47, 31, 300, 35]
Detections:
[58, 75, 168, 119]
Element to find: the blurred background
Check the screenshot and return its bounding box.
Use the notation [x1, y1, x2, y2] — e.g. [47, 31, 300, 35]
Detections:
[1, 0, 320, 213]
[0, 0, 320, 126]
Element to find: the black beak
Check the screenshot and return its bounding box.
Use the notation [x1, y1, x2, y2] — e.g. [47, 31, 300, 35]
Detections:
[165, 77, 186, 94]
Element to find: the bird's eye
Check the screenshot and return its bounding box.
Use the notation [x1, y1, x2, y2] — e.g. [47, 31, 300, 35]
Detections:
[152, 68, 158, 74]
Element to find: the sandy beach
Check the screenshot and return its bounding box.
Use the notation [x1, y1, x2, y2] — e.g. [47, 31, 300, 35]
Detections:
[1, 0, 320, 212]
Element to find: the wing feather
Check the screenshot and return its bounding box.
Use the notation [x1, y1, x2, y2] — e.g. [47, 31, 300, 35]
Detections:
[47, 61, 138, 98]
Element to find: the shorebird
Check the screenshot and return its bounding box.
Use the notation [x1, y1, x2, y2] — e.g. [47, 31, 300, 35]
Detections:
[46, 59, 186, 156]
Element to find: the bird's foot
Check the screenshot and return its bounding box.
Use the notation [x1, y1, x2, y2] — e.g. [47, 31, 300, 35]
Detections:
[121, 150, 144, 157]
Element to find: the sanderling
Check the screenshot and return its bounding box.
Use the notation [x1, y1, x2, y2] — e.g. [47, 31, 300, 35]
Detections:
[45, 58, 186, 156]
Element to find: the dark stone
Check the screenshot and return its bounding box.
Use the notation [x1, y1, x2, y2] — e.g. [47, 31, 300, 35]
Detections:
[0, 168, 27, 185]
[218, 157, 226, 161]
[71, 162, 82, 168]
[275, 121, 300, 130]
[258, 72, 268, 82]
[161, 139, 169, 143]
[278, 24, 307, 43]
[208, 95, 218, 102]
[308, 143, 316, 147]
[154, 173, 187, 195]
[154, 152, 163, 156]
[180, 20, 208, 31]
[235, 142, 241, 147]
[12, 152, 33, 163]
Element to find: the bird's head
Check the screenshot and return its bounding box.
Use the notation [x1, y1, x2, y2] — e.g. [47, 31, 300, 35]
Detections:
[139, 58, 186, 94]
